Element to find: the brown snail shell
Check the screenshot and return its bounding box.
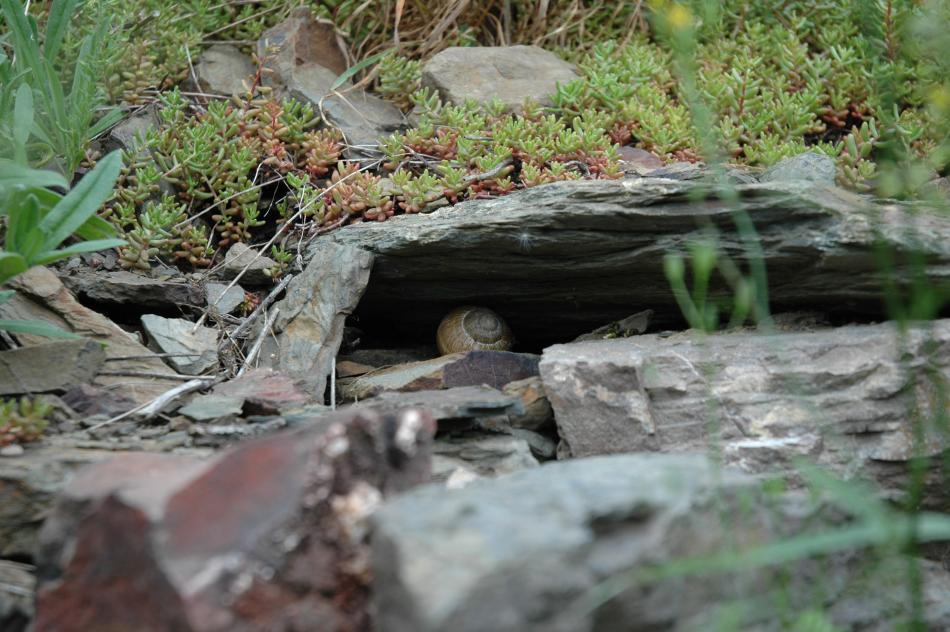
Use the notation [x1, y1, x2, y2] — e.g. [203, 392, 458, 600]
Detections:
[436, 306, 514, 355]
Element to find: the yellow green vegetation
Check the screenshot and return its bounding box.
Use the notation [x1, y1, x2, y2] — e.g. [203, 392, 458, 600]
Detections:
[0, 396, 51, 447]
[2, 0, 949, 273]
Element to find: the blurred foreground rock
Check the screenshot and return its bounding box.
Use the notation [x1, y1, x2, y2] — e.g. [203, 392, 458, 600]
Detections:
[34, 408, 435, 631]
[540, 319, 950, 502]
[371, 454, 950, 632]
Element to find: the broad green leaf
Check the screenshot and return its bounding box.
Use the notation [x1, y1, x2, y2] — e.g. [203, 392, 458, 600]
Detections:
[0, 160, 69, 193]
[0, 318, 79, 339]
[0, 252, 28, 286]
[37, 150, 121, 251]
[43, 0, 80, 62]
[32, 238, 126, 266]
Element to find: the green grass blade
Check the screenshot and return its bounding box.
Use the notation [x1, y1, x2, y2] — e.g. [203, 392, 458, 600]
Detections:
[329, 51, 388, 93]
[32, 238, 126, 266]
[0, 318, 79, 338]
[12, 83, 33, 163]
[43, 0, 80, 62]
[73, 214, 118, 241]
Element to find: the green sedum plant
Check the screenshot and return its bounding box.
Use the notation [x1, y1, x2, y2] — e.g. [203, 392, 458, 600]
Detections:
[0, 395, 51, 446]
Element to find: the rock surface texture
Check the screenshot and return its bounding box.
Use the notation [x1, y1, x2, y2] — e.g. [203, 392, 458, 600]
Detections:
[540, 320, 950, 500]
[371, 454, 950, 631]
[270, 241, 374, 399]
[422, 45, 579, 110]
[308, 178, 950, 346]
[33, 408, 436, 631]
[0, 267, 181, 404]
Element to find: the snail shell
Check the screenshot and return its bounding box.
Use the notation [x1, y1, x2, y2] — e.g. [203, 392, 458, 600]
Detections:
[436, 306, 514, 355]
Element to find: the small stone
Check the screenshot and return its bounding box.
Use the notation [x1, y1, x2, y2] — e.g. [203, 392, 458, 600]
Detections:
[140, 315, 219, 375]
[422, 45, 578, 112]
[192, 44, 255, 96]
[618, 146, 663, 174]
[219, 242, 278, 286]
[501, 377, 553, 432]
[206, 282, 245, 315]
[761, 151, 836, 186]
[0, 444, 24, 457]
[510, 428, 557, 460]
[319, 91, 405, 158]
[336, 360, 375, 378]
[213, 368, 311, 415]
[647, 161, 705, 180]
[104, 106, 159, 155]
[61, 384, 137, 418]
[178, 394, 244, 421]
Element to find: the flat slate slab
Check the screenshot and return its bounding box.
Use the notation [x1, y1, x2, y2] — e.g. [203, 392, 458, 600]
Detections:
[308, 178, 950, 346]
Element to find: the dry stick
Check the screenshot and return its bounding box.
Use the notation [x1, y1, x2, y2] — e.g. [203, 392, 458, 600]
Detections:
[89, 377, 218, 430]
[97, 371, 211, 381]
[192, 161, 380, 331]
[236, 307, 279, 378]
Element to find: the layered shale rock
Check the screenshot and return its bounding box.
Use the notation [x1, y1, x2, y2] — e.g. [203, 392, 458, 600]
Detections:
[307, 178, 950, 347]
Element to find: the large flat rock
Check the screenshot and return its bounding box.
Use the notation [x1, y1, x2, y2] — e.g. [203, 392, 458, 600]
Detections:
[371, 453, 950, 631]
[308, 178, 950, 347]
[539, 319, 950, 502]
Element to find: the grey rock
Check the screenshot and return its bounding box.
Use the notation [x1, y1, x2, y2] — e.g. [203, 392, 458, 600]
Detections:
[540, 320, 950, 499]
[140, 314, 219, 375]
[60, 269, 203, 310]
[422, 45, 578, 112]
[617, 146, 663, 174]
[104, 106, 159, 155]
[645, 160, 705, 179]
[371, 454, 950, 632]
[192, 44, 255, 97]
[271, 241, 374, 400]
[178, 394, 244, 421]
[501, 376, 553, 432]
[0, 267, 182, 404]
[761, 151, 837, 186]
[308, 178, 950, 347]
[341, 347, 437, 368]
[0, 340, 104, 396]
[205, 282, 245, 315]
[319, 90, 405, 157]
[347, 385, 523, 430]
[509, 428, 556, 460]
[432, 431, 538, 479]
[219, 242, 278, 286]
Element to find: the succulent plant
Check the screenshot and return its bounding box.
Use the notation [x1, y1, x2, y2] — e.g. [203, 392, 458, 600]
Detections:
[0, 397, 52, 447]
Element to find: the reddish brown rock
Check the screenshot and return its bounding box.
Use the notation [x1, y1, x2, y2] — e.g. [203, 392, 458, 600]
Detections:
[341, 351, 540, 401]
[35, 408, 436, 631]
[213, 368, 311, 415]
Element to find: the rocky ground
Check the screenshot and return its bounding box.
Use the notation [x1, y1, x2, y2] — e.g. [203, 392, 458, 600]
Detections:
[2, 9, 950, 632]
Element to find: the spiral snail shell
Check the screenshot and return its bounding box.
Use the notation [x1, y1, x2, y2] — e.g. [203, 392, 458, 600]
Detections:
[436, 306, 514, 355]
